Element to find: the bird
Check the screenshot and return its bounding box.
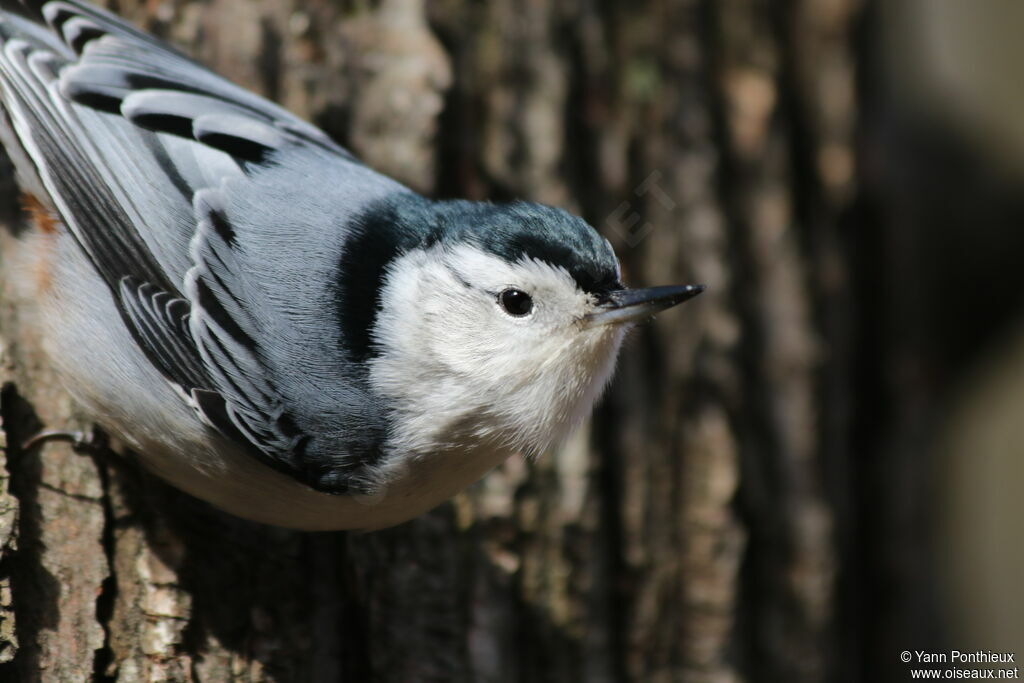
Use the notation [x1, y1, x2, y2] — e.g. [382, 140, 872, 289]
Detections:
[0, 0, 704, 530]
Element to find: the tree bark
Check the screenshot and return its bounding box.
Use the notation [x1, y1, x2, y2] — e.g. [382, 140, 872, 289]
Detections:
[0, 0, 863, 681]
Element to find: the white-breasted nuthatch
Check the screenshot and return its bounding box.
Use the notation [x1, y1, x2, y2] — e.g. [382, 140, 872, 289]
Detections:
[0, 0, 704, 529]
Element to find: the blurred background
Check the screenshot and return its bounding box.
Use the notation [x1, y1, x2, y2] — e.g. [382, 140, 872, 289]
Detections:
[1, 0, 1023, 681]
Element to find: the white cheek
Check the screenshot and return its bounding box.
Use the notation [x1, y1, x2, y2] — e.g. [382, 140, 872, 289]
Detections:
[368, 245, 623, 460]
[440, 310, 530, 371]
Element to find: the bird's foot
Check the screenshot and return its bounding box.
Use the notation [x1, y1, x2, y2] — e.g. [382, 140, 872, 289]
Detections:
[21, 427, 107, 455]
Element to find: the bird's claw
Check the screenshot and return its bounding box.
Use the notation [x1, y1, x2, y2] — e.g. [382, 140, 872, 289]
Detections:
[21, 427, 107, 455]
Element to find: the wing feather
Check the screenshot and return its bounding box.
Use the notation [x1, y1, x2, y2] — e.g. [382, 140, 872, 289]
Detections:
[0, 1, 393, 492]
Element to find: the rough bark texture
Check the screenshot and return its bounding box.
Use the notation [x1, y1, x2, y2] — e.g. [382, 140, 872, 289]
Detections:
[0, 0, 866, 681]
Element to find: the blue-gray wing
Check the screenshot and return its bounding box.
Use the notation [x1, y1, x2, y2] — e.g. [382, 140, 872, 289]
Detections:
[0, 0, 403, 491]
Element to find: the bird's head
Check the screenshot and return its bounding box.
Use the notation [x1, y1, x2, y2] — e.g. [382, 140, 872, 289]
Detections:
[344, 196, 703, 459]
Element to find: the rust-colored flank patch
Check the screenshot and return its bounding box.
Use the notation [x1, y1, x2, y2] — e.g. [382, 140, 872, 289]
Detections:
[20, 192, 59, 234]
[20, 192, 60, 293]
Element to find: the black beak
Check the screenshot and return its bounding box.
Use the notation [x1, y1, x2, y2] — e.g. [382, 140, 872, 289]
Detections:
[584, 284, 705, 327]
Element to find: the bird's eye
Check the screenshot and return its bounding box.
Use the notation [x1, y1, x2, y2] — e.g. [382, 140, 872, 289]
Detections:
[498, 288, 533, 317]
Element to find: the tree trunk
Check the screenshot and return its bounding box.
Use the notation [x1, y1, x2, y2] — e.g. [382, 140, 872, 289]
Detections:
[0, 0, 863, 680]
